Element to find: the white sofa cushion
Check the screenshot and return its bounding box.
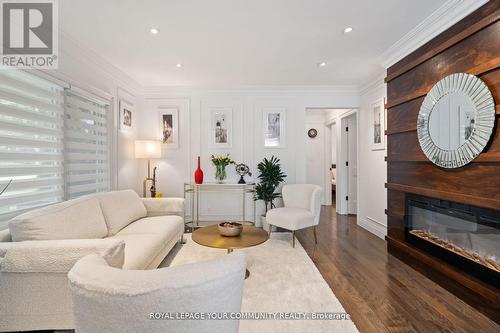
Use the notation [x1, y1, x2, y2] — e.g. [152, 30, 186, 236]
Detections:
[110, 233, 165, 270]
[117, 215, 184, 236]
[96, 190, 147, 236]
[142, 198, 184, 217]
[0, 238, 125, 273]
[111, 216, 184, 269]
[8, 197, 108, 242]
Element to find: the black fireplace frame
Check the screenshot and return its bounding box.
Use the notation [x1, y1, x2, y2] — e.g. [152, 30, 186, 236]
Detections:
[405, 193, 500, 288]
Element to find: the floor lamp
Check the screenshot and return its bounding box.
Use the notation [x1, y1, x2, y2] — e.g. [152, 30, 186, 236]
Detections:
[135, 140, 162, 197]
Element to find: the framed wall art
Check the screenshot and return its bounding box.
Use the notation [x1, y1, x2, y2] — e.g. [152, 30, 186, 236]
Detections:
[119, 100, 133, 130]
[209, 107, 232, 148]
[263, 108, 286, 148]
[159, 107, 179, 148]
[370, 99, 385, 150]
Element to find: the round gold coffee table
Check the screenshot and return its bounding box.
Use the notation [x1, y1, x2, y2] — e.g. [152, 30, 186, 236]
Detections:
[192, 224, 269, 279]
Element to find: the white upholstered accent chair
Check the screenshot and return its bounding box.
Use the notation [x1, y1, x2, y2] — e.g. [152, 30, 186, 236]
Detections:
[68, 252, 246, 333]
[266, 184, 322, 247]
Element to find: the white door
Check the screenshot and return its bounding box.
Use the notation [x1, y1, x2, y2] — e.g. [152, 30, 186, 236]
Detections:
[347, 114, 357, 214]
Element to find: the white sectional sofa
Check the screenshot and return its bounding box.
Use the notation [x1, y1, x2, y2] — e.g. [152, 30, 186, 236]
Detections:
[0, 189, 184, 332]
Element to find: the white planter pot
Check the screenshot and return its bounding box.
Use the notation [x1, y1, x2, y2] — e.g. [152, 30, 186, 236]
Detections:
[261, 216, 276, 232]
[261, 215, 267, 229]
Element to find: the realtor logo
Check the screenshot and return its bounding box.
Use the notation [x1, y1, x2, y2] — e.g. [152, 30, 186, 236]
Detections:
[0, 0, 58, 68]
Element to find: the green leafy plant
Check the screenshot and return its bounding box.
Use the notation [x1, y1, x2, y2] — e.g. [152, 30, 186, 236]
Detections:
[210, 154, 235, 167]
[254, 156, 286, 214]
[211, 154, 235, 183]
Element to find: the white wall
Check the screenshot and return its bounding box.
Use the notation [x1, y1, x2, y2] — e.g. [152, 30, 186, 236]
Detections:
[138, 87, 359, 222]
[42, 36, 389, 238]
[52, 32, 388, 238]
[50, 33, 142, 192]
[305, 109, 329, 204]
[357, 74, 387, 239]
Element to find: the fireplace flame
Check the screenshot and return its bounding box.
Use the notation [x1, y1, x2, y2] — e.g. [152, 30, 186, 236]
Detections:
[410, 229, 500, 273]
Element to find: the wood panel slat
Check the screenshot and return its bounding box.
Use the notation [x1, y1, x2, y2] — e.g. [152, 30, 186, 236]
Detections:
[387, 0, 500, 78]
[387, 162, 500, 200]
[386, 1, 500, 323]
[386, 97, 423, 135]
[387, 189, 405, 216]
[387, 131, 421, 156]
[387, 117, 500, 156]
[387, 152, 500, 163]
[386, 182, 500, 211]
[386, 12, 500, 82]
[387, 215, 405, 241]
[387, 68, 500, 133]
[388, 61, 500, 109]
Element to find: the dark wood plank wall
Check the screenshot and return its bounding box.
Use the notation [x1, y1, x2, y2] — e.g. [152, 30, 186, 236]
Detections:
[385, 0, 500, 324]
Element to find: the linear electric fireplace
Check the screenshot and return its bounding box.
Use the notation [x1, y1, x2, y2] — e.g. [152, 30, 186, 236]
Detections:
[405, 194, 500, 287]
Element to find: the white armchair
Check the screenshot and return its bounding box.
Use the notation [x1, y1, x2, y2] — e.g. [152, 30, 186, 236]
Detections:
[266, 184, 322, 247]
[68, 252, 246, 333]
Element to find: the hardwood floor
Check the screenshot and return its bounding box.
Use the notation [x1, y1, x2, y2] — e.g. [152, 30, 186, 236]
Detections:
[295, 206, 500, 333]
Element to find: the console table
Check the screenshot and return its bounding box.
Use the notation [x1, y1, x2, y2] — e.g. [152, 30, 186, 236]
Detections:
[183, 182, 256, 231]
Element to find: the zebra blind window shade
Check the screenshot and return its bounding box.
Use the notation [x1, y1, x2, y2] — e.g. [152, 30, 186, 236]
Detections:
[0, 70, 65, 224]
[64, 89, 110, 200]
[0, 71, 112, 228]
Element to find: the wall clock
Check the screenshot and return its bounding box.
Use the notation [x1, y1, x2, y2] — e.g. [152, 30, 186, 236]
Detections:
[308, 128, 318, 138]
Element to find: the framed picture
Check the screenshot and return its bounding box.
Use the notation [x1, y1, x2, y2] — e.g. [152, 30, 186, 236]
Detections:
[210, 107, 232, 148]
[370, 98, 385, 150]
[159, 107, 179, 148]
[263, 108, 286, 148]
[119, 100, 133, 130]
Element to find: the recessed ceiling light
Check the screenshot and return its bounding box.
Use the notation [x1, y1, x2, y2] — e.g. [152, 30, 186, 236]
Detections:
[343, 27, 353, 34]
[150, 28, 159, 34]
[176, 63, 183, 68]
[318, 62, 327, 67]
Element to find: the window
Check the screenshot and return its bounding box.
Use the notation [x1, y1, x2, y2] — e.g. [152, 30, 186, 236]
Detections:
[0, 71, 112, 228]
[0, 70, 65, 224]
[64, 89, 110, 199]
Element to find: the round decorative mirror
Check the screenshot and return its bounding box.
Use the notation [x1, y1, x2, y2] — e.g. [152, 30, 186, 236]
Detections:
[417, 73, 495, 168]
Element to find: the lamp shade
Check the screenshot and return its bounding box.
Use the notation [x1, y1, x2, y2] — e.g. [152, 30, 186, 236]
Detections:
[135, 140, 162, 159]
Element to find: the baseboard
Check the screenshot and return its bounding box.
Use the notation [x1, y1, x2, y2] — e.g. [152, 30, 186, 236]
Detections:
[358, 216, 387, 239]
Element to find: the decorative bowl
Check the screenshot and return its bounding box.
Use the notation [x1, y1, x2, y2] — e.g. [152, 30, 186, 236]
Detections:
[218, 222, 243, 237]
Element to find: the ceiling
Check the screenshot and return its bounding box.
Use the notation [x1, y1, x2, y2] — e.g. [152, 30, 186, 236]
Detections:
[59, 0, 447, 87]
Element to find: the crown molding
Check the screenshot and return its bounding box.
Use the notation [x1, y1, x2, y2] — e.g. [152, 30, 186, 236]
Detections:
[377, 0, 489, 69]
[58, 30, 142, 93]
[141, 85, 360, 97]
[359, 69, 387, 96]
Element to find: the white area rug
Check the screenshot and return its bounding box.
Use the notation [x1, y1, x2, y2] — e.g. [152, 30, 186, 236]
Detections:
[161, 233, 359, 333]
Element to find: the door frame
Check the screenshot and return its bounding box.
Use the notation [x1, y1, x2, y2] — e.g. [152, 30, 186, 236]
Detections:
[325, 109, 359, 215]
[324, 120, 335, 206]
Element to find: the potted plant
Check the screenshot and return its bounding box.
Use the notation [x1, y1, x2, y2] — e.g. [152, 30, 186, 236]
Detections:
[211, 154, 235, 183]
[254, 156, 286, 230]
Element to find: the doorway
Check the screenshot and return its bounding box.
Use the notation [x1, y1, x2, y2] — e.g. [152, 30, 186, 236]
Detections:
[341, 113, 357, 215]
[305, 108, 358, 215]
